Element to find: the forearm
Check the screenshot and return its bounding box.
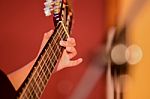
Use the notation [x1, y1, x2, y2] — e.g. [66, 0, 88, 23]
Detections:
[7, 59, 36, 90]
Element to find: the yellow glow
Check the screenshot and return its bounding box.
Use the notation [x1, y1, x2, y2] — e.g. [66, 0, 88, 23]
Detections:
[118, 0, 150, 99]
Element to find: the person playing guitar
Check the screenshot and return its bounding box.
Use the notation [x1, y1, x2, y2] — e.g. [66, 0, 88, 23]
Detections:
[0, 0, 83, 98]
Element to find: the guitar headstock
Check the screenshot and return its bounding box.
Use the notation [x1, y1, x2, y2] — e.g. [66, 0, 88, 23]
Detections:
[44, 0, 73, 32]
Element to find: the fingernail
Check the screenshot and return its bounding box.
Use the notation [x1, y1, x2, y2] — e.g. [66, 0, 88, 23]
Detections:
[78, 58, 83, 62]
[50, 30, 54, 33]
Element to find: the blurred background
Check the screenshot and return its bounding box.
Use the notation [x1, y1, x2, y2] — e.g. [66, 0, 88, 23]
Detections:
[0, 0, 150, 99]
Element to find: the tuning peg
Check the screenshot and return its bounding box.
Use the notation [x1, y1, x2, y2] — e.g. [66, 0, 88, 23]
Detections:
[43, 0, 62, 16]
[44, 8, 51, 16]
[44, 1, 54, 7]
[44, 0, 54, 16]
[44, 7, 54, 16]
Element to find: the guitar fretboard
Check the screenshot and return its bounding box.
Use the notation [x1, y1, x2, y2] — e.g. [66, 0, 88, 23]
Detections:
[17, 22, 69, 99]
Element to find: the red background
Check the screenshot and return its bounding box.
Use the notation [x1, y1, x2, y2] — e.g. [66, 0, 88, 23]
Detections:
[0, 0, 106, 98]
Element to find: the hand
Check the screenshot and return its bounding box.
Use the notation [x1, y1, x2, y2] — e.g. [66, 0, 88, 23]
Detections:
[7, 30, 83, 90]
[40, 30, 83, 71]
[57, 37, 83, 71]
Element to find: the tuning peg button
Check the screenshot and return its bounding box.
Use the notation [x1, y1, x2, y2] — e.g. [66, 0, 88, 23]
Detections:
[44, 0, 54, 16]
[44, 1, 54, 7]
[44, 7, 52, 16]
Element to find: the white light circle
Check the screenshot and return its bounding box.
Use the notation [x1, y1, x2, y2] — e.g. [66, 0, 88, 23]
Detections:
[111, 44, 127, 65]
[125, 44, 143, 65]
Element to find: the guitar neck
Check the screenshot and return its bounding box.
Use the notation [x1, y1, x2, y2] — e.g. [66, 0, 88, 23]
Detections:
[16, 22, 69, 99]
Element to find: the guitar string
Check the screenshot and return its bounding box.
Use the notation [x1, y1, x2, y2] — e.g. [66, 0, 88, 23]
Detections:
[20, 25, 64, 99]
[26, 25, 65, 98]
[20, 24, 64, 99]
[24, 22, 69, 98]
[20, 22, 68, 99]
[36, 21, 69, 83]
[19, 24, 63, 98]
[35, 28, 67, 98]
[35, 27, 67, 98]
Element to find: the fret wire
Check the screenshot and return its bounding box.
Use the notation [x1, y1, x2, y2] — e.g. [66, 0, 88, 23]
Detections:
[47, 48, 54, 73]
[30, 56, 52, 97]
[47, 28, 68, 71]
[26, 84, 34, 99]
[47, 42, 60, 65]
[34, 66, 44, 91]
[22, 90, 28, 99]
[48, 24, 64, 56]
[35, 51, 52, 85]
[32, 68, 45, 97]
[42, 46, 54, 71]
[45, 48, 55, 73]
[36, 77, 43, 97]
[29, 81, 38, 99]
[34, 73, 44, 97]
[40, 44, 57, 74]
[37, 23, 64, 73]
[30, 68, 43, 93]
[48, 32, 68, 70]
[19, 66, 43, 98]
[43, 49, 51, 74]
[39, 64, 48, 84]
[31, 76, 41, 98]
[19, 24, 63, 97]
[24, 67, 44, 99]
[56, 32, 68, 59]
[22, 40, 64, 99]
[24, 82, 32, 99]
[21, 35, 67, 98]
[30, 89, 36, 99]
[48, 41, 58, 62]
[25, 53, 52, 98]
[47, 44, 57, 66]
[33, 27, 65, 89]
[25, 76, 39, 99]
[53, 24, 65, 54]
[36, 63, 46, 87]
[44, 49, 52, 76]
[36, 26, 64, 80]
[23, 53, 49, 98]
[40, 23, 65, 72]
[45, 25, 64, 70]
[42, 23, 64, 65]
[46, 28, 64, 71]
[51, 35, 62, 56]
[52, 22, 68, 57]
[42, 55, 50, 79]
[19, 23, 68, 98]
[32, 76, 41, 98]
[23, 25, 65, 98]
[38, 56, 48, 83]
[45, 27, 67, 71]
[22, 75, 35, 99]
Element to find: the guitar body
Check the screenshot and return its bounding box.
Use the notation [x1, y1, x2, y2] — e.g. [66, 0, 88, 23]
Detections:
[0, 70, 16, 99]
